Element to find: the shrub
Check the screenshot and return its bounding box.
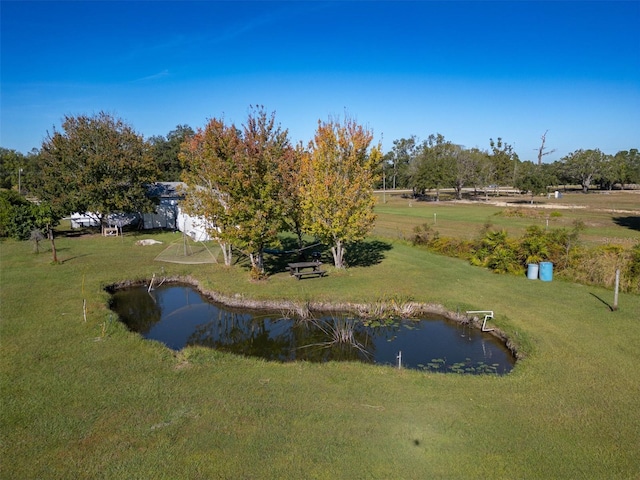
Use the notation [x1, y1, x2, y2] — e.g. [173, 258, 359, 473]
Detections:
[519, 225, 550, 264]
[470, 229, 523, 274]
[429, 237, 474, 259]
[411, 223, 438, 246]
[0, 190, 35, 240]
[624, 243, 640, 293]
[563, 244, 628, 291]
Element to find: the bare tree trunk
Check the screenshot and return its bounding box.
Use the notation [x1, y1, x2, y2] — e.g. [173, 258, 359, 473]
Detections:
[537, 130, 556, 166]
[249, 250, 265, 274]
[48, 227, 58, 263]
[332, 239, 345, 269]
[219, 241, 232, 266]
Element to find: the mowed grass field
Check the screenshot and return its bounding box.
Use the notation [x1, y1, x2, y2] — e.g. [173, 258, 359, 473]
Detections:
[373, 189, 640, 247]
[1, 192, 639, 479]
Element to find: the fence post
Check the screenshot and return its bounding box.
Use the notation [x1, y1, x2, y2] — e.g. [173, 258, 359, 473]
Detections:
[613, 269, 620, 311]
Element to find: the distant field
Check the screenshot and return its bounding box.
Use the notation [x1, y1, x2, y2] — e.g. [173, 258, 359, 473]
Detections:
[373, 189, 640, 247]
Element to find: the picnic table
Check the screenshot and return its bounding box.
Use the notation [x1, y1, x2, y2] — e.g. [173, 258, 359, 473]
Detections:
[288, 261, 326, 280]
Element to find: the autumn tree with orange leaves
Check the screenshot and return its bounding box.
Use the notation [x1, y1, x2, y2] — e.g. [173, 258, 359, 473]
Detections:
[300, 116, 381, 269]
[180, 107, 291, 275]
[179, 117, 240, 266]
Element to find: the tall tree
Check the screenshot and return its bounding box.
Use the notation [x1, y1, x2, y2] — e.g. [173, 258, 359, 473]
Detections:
[561, 148, 606, 193]
[180, 107, 290, 275]
[233, 107, 291, 275]
[278, 142, 306, 248]
[179, 118, 241, 266]
[626, 148, 640, 184]
[472, 150, 496, 200]
[149, 125, 194, 181]
[489, 137, 519, 185]
[385, 136, 418, 189]
[451, 146, 484, 200]
[597, 153, 623, 191]
[0, 148, 26, 190]
[611, 149, 640, 188]
[300, 116, 381, 269]
[36, 112, 158, 228]
[411, 134, 455, 201]
[514, 161, 549, 204]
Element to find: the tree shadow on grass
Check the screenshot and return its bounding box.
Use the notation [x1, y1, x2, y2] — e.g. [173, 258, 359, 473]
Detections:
[263, 238, 393, 274]
[345, 240, 393, 267]
[264, 238, 328, 276]
[613, 216, 640, 232]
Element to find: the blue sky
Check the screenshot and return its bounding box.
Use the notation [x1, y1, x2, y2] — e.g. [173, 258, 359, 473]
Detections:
[2, 1, 639, 162]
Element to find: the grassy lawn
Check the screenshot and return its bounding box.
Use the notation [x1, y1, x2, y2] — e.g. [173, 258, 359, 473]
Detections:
[373, 190, 640, 247]
[2, 196, 640, 478]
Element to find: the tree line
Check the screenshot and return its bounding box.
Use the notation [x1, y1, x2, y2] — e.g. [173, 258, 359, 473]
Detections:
[383, 134, 640, 198]
[0, 109, 381, 275]
[1, 110, 638, 271]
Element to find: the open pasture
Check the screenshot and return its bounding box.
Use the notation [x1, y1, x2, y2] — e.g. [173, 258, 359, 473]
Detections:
[373, 189, 640, 247]
[1, 193, 639, 479]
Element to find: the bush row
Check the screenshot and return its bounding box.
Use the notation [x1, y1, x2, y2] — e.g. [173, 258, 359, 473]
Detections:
[412, 221, 640, 293]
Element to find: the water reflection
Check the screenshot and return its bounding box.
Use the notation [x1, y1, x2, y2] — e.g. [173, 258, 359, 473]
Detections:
[110, 284, 515, 374]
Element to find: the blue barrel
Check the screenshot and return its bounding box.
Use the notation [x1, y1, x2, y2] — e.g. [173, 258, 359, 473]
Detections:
[527, 263, 539, 280]
[539, 262, 553, 281]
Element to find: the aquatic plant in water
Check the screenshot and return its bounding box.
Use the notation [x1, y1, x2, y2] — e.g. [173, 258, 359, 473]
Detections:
[297, 316, 372, 359]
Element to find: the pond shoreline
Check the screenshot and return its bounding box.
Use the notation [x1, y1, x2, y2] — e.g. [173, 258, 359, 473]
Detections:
[106, 275, 522, 361]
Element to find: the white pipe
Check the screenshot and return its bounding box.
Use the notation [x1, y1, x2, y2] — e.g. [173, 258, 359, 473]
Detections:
[465, 310, 494, 332]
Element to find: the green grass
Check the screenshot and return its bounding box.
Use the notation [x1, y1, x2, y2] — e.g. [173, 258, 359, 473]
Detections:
[2, 206, 640, 478]
[374, 190, 640, 246]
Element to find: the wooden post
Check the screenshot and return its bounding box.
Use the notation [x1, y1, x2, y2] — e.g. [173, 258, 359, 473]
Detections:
[613, 269, 620, 311]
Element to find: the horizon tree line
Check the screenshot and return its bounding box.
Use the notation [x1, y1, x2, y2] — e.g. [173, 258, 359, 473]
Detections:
[1, 111, 638, 268]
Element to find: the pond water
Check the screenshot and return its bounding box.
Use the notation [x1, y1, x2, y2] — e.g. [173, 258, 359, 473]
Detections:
[110, 284, 515, 374]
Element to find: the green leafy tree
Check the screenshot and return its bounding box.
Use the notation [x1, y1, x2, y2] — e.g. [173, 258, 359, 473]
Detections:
[180, 118, 241, 266]
[278, 143, 306, 249]
[0, 148, 26, 190]
[451, 146, 484, 200]
[384, 136, 418, 189]
[300, 115, 381, 269]
[36, 112, 158, 228]
[548, 160, 571, 188]
[181, 107, 290, 275]
[0, 190, 60, 261]
[597, 153, 622, 190]
[0, 190, 31, 238]
[472, 150, 496, 200]
[611, 149, 640, 188]
[411, 134, 455, 200]
[489, 137, 519, 185]
[149, 125, 194, 181]
[32, 202, 60, 262]
[231, 107, 291, 275]
[514, 161, 549, 204]
[625, 149, 640, 184]
[561, 148, 605, 193]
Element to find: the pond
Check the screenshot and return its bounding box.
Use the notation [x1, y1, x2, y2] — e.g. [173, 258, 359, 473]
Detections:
[109, 284, 515, 374]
